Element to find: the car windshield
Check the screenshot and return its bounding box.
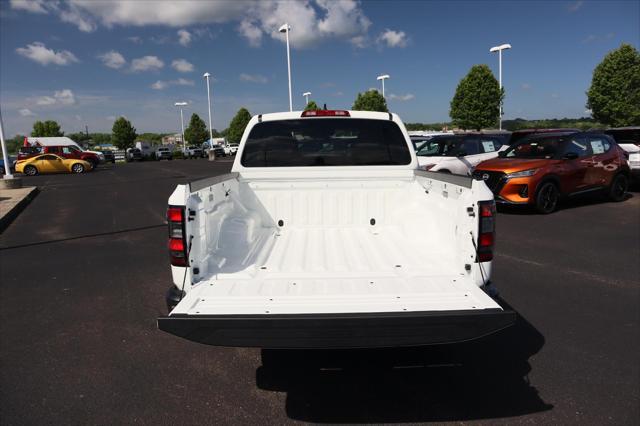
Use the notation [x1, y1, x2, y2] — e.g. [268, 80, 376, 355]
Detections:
[242, 118, 411, 167]
[504, 136, 570, 159]
[415, 137, 465, 157]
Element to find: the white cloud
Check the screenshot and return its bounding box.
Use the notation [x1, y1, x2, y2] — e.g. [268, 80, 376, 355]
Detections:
[171, 59, 194, 73]
[387, 93, 415, 101]
[35, 89, 76, 106]
[19, 108, 36, 117]
[98, 50, 126, 69]
[377, 29, 408, 48]
[131, 55, 164, 72]
[21, 1, 371, 49]
[567, 1, 584, 13]
[151, 80, 168, 90]
[16, 42, 79, 66]
[151, 78, 195, 90]
[177, 29, 191, 46]
[349, 35, 367, 48]
[551, 93, 560, 99]
[521, 83, 532, 90]
[75, 115, 82, 121]
[10, 0, 48, 14]
[58, 4, 97, 32]
[239, 73, 268, 84]
[54, 89, 76, 105]
[36, 96, 56, 106]
[238, 19, 262, 47]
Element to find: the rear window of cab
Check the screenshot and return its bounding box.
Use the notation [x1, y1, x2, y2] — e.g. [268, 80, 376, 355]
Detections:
[241, 118, 412, 167]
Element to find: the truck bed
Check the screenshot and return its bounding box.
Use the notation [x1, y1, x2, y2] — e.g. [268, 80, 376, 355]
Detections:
[160, 169, 515, 348]
[171, 225, 500, 316]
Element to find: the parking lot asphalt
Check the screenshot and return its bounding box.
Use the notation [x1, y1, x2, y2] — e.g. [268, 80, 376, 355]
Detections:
[0, 159, 638, 425]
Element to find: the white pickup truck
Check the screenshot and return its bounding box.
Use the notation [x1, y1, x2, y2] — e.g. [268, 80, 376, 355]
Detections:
[158, 110, 515, 348]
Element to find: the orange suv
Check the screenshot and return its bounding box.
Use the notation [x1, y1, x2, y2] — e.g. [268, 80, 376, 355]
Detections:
[473, 132, 630, 213]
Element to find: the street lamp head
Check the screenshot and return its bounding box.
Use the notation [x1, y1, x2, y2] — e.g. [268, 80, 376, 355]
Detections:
[377, 74, 390, 81]
[278, 23, 291, 33]
[490, 43, 512, 52]
[203, 72, 211, 79]
[303, 92, 311, 97]
[174, 102, 188, 107]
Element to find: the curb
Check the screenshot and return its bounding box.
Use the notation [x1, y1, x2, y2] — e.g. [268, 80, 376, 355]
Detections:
[0, 187, 39, 234]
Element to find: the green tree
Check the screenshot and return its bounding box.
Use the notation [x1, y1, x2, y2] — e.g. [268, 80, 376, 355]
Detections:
[4, 135, 26, 154]
[304, 100, 319, 111]
[31, 120, 63, 137]
[183, 113, 209, 145]
[352, 90, 388, 112]
[450, 64, 503, 130]
[587, 44, 640, 127]
[111, 117, 137, 150]
[227, 108, 252, 144]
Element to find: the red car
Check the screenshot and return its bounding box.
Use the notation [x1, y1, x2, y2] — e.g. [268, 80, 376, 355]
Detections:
[18, 145, 99, 168]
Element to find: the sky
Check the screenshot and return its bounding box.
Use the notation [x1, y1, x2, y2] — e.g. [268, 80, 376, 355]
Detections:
[0, 0, 638, 137]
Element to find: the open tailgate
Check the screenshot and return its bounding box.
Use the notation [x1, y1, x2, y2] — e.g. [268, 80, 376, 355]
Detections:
[158, 277, 515, 349]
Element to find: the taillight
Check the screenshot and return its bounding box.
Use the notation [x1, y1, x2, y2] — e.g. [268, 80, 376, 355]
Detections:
[477, 200, 496, 262]
[423, 164, 436, 171]
[167, 206, 187, 266]
[301, 110, 350, 117]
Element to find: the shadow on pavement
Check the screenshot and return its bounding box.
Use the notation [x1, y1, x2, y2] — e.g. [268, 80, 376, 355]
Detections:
[256, 309, 552, 423]
[497, 192, 633, 215]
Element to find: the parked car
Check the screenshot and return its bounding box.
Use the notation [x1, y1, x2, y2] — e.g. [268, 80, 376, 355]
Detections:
[126, 148, 143, 162]
[16, 153, 92, 175]
[18, 145, 100, 168]
[508, 128, 580, 145]
[184, 145, 203, 159]
[224, 143, 239, 156]
[25, 137, 104, 165]
[414, 134, 505, 175]
[472, 132, 630, 213]
[0, 155, 17, 173]
[604, 127, 640, 181]
[157, 109, 515, 349]
[207, 145, 225, 157]
[155, 147, 173, 161]
[101, 150, 116, 163]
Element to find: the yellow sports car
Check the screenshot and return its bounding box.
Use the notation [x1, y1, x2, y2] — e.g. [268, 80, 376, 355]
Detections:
[16, 154, 92, 176]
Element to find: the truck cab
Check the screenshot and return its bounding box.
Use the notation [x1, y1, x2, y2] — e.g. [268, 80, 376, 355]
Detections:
[158, 110, 515, 349]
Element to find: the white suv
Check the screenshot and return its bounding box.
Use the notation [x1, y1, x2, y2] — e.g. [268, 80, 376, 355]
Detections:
[415, 134, 506, 175]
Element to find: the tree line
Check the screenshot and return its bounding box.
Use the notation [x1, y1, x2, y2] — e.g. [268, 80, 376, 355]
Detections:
[6, 107, 254, 153]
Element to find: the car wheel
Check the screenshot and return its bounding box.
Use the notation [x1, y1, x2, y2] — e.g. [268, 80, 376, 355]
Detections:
[24, 165, 38, 176]
[608, 173, 628, 202]
[72, 163, 85, 173]
[535, 181, 559, 214]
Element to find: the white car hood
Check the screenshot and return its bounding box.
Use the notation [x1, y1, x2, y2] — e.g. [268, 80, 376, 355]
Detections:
[618, 143, 640, 153]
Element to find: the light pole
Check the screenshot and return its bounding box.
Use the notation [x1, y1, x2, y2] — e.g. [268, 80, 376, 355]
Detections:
[303, 91, 311, 106]
[376, 74, 390, 98]
[279, 23, 293, 112]
[0, 108, 14, 179]
[174, 102, 188, 152]
[203, 72, 214, 147]
[489, 43, 511, 130]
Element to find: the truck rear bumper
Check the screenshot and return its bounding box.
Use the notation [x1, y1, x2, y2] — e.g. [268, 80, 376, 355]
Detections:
[157, 308, 516, 349]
